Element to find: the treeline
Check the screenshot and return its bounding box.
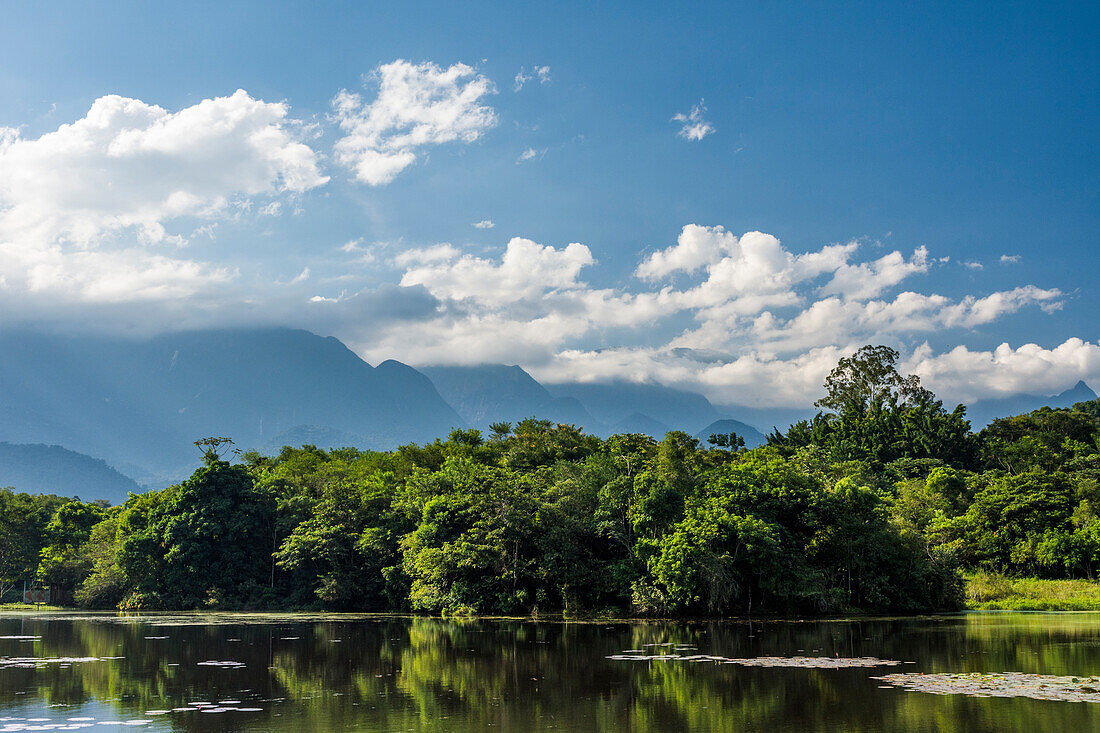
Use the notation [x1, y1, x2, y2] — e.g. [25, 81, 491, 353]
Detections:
[3, 346, 1099, 616]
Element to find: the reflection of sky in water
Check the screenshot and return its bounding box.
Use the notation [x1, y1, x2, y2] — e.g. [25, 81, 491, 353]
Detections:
[4, 612, 1100, 732]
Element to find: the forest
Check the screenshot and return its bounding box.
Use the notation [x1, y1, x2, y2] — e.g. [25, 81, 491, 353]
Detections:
[3, 345, 1099, 617]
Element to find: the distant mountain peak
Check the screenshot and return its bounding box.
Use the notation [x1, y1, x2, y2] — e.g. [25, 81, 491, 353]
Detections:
[1059, 380, 1097, 400]
[694, 419, 767, 448]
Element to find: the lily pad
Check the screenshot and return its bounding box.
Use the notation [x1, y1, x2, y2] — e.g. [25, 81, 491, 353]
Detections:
[871, 672, 1100, 703]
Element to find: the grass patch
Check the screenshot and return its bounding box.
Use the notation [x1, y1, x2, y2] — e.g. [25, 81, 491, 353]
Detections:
[965, 572, 1100, 611]
[0, 603, 66, 611]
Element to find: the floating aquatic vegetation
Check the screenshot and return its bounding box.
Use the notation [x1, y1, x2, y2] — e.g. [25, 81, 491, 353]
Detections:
[0, 657, 103, 670]
[0, 722, 137, 731]
[608, 650, 904, 668]
[725, 656, 904, 669]
[871, 672, 1100, 703]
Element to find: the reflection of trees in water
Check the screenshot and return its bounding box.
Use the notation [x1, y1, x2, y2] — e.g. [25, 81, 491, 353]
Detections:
[4, 615, 1100, 731]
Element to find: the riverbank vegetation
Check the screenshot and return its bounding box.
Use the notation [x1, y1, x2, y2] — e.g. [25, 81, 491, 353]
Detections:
[965, 573, 1100, 611]
[2, 345, 1098, 616]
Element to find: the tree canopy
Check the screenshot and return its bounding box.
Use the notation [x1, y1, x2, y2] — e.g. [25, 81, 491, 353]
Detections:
[8, 347, 1099, 616]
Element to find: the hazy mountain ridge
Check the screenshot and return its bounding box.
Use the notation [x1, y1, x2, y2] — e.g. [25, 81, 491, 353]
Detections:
[0, 329, 464, 487]
[0, 442, 141, 504]
[419, 365, 554, 427]
[545, 380, 722, 429]
[420, 365, 737, 438]
[966, 380, 1098, 428]
[1, 328, 1095, 498]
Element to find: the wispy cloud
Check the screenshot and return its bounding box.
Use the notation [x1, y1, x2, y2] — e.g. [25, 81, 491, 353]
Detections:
[673, 99, 715, 141]
[516, 146, 546, 164]
[1001, 254, 1021, 264]
[514, 65, 551, 91]
[472, 219, 495, 229]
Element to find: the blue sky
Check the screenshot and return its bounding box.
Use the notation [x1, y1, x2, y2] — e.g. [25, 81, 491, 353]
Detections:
[0, 1, 1096, 407]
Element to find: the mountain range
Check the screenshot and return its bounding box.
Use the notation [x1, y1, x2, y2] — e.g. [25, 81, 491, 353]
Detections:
[0, 327, 1093, 503]
[0, 329, 462, 492]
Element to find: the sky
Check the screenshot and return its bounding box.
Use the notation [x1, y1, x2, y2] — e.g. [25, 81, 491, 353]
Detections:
[0, 1, 1097, 408]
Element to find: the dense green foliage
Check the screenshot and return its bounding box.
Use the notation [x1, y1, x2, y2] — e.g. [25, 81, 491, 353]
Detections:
[5, 345, 1099, 616]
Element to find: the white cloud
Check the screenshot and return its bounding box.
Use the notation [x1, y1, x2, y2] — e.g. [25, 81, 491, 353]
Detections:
[393, 243, 460, 268]
[963, 260, 983, 270]
[340, 226, 1074, 408]
[0, 89, 325, 305]
[472, 219, 495, 229]
[905, 339, 1100, 403]
[672, 100, 715, 141]
[332, 60, 497, 185]
[0, 86, 1079, 412]
[942, 285, 1063, 327]
[636, 223, 737, 279]
[516, 146, 545, 163]
[399, 237, 593, 305]
[818, 246, 930, 300]
[514, 65, 551, 91]
[1000, 254, 1021, 264]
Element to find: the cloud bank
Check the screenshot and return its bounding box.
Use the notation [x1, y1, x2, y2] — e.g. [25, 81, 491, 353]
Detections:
[0, 66, 1091, 410]
[327, 225, 1083, 407]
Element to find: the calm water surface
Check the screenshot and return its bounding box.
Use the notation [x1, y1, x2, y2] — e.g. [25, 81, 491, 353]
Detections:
[2, 611, 1099, 731]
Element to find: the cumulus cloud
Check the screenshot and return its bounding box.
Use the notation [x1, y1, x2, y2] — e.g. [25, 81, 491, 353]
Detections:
[672, 100, 715, 141]
[0, 87, 1081, 408]
[0, 90, 325, 306]
[400, 237, 593, 305]
[636, 223, 738, 278]
[341, 225, 1074, 407]
[1001, 254, 1021, 264]
[818, 246, 930, 300]
[905, 339, 1100, 403]
[332, 60, 497, 185]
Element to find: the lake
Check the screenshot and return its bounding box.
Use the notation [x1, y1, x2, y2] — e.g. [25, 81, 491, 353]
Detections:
[2, 611, 1100, 731]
